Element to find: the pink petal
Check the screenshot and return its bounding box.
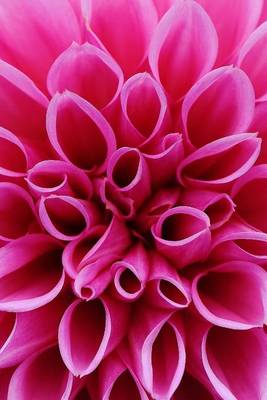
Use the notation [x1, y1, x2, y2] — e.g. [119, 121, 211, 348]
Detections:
[0, 234, 65, 312]
[48, 42, 123, 109]
[232, 164, 267, 233]
[238, 22, 267, 100]
[118, 72, 170, 147]
[144, 251, 191, 309]
[149, 0, 218, 100]
[152, 0, 176, 18]
[47, 91, 116, 174]
[197, 0, 263, 65]
[38, 195, 99, 241]
[88, 0, 158, 76]
[26, 160, 93, 200]
[177, 133, 261, 189]
[181, 66, 255, 149]
[8, 346, 73, 400]
[127, 305, 186, 399]
[192, 261, 267, 329]
[107, 147, 151, 210]
[0, 0, 81, 93]
[250, 101, 267, 163]
[0, 127, 28, 177]
[152, 206, 211, 269]
[180, 189, 235, 230]
[0, 183, 36, 241]
[112, 243, 150, 302]
[0, 368, 14, 400]
[172, 371, 214, 400]
[58, 297, 129, 377]
[0, 293, 70, 368]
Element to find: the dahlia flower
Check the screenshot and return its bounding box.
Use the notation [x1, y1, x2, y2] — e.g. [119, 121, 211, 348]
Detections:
[0, 0, 266, 399]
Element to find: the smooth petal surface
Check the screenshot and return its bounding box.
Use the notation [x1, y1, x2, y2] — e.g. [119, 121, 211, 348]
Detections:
[149, 0, 218, 100]
[250, 101, 267, 163]
[0, 127, 29, 177]
[181, 67, 255, 149]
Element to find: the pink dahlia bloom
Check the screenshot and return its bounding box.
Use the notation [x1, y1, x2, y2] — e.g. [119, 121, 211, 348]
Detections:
[0, 0, 266, 399]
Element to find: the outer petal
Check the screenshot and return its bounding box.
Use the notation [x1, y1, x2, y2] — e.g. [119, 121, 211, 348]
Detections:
[58, 297, 129, 377]
[177, 133, 261, 189]
[197, 0, 263, 65]
[152, 0, 176, 18]
[8, 346, 73, 400]
[0, 0, 81, 92]
[88, 0, 158, 75]
[250, 101, 267, 163]
[152, 206, 211, 269]
[181, 66, 255, 149]
[149, 0, 218, 100]
[0, 234, 65, 312]
[47, 42, 123, 110]
[47, 91, 116, 174]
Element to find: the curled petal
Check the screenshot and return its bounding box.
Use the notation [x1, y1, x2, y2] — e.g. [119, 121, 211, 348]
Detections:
[63, 217, 130, 279]
[172, 371, 214, 400]
[232, 164, 267, 233]
[250, 101, 267, 164]
[0, 0, 81, 92]
[48, 42, 123, 109]
[144, 251, 191, 309]
[8, 346, 73, 400]
[107, 147, 151, 210]
[89, 0, 158, 75]
[177, 133, 261, 189]
[152, 206, 211, 269]
[26, 160, 93, 199]
[0, 183, 36, 242]
[127, 305, 186, 399]
[238, 22, 267, 100]
[0, 293, 70, 368]
[180, 189, 235, 230]
[38, 195, 99, 241]
[118, 72, 170, 147]
[149, 0, 218, 100]
[181, 66, 255, 149]
[197, 0, 263, 65]
[0, 127, 28, 177]
[112, 243, 150, 302]
[47, 91, 116, 174]
[192, 261, 267, 329]
[0, 234, 64, 312]
[144, 133, 184, 189]
[58, 297, 129, 377]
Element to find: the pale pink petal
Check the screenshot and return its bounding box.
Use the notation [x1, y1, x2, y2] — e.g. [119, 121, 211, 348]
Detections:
[0, 0, 81, 92]
[181, 67, 255, 149]
[232, 164, 267, 233]
[47, 91, 116, 174]
[197, 0, 263, 65]
[58, 297, 129, 377]
[0, 183, 36, 242]
[177, 133, 261, 189]
[89, 0, 158, 76]
[192, 261, 267, 329]
[0, 234, 65, 312]
[48, 42, 123, 109]
[152, 206, 211, 269]
[8, 346, 73, 400]
[180, 189, 235, 230]
[149, 0, 218, 100]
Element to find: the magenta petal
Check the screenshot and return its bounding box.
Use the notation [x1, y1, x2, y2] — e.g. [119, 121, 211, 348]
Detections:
[172, 371, 214, 400]
[8, 346, 73, 400]
[48, 42, 123, 109]
[0, 183, 36, 241]
[0, 368, 14, 400]
[149, 0, 218, 100]
[152, 0, 176, 18]
[177, 133, 261, 189]
[112, 243, 150, 302]
[232, 164, 267, 233]
[58, 297, 129, 377]
[0, 127, 28, 177]
[250, 101, 267, 164]
[0, 0, 81, 93]
[181, 66, 255, 149]
[152, 206, 211, 269]
[0, 234, 64, 312]
[47, 91, 116, 174]
[192, 261, 267, 329]
[197, 0, 263, 65]
[89, 0, 158, 76]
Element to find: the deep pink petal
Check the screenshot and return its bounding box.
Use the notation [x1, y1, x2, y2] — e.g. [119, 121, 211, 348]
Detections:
[250, 101, 267, 163]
